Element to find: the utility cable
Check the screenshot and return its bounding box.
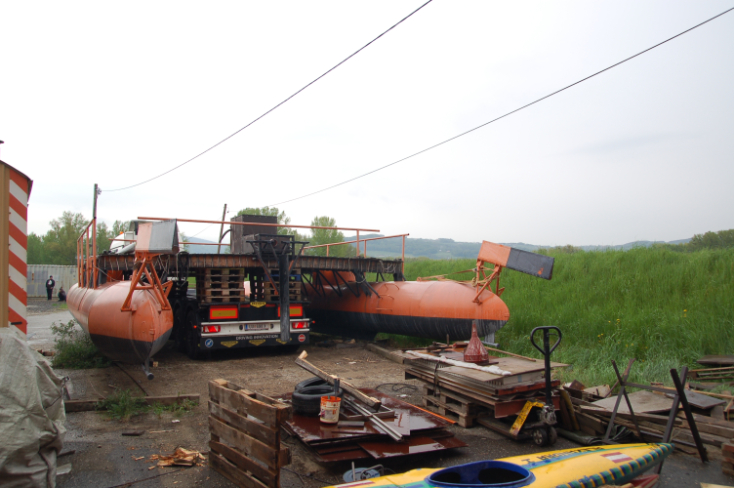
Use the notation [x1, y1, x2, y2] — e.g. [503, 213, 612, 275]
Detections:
[104, 0, 434, 192]
[267, 5, 734, 207]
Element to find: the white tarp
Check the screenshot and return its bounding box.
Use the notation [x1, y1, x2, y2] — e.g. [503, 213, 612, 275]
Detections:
[0, 326, 66, 488]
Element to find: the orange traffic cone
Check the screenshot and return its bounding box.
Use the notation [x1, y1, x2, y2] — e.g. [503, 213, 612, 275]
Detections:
[463, 321, 489, 365]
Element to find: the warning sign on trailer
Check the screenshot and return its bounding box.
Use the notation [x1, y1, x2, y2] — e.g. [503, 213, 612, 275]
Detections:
[298, 334, 306, 343]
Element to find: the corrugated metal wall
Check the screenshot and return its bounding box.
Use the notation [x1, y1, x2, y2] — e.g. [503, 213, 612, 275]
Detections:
[26, 265, 76, 298]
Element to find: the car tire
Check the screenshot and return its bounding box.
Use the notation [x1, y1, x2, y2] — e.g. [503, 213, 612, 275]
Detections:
[295, 377, 329, 392]
[292, 385, 343, 416]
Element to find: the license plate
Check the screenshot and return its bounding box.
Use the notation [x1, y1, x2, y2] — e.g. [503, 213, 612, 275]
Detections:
[246, 324, 269, 330]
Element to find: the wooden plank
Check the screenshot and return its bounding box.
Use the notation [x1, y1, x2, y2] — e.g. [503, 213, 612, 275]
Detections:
[218, 382, 292, 424]
[578, 406, 682, 427]
[209, 401, 278, 446]
[210, 450, 269, 488]
[296, 351, 381, 409]
[697, 355, 734, 366]
[209, 380, 282, 427]
[591, 390, 676, 414]
[65, 394, 199, 413]
[210, 440, 276, 487]
[576, 412, 607, 435]
[365, 343, 407, 364]
[209, 416, 278, 470]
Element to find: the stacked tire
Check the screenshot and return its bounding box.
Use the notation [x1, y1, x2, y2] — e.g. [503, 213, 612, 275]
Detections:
[292, 377, 343, 417]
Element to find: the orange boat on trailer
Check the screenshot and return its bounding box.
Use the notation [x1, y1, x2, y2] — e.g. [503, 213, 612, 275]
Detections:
[302, 241, 554, 342]
[67, 219, 178, 378]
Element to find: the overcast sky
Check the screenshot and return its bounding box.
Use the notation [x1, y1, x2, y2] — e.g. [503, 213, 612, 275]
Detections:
[2, 1, 733, 247]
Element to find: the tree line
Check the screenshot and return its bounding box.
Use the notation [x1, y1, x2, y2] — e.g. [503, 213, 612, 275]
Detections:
[28, 212, 129, 265]
[27, 208, 354, 265]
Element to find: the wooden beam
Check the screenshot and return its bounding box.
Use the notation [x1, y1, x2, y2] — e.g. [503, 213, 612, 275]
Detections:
[64, 394, 199, 413]
[295, 351, 381, 409]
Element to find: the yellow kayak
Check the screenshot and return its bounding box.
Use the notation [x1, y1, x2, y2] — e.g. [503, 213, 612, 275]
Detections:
[328, 443, 672, 488]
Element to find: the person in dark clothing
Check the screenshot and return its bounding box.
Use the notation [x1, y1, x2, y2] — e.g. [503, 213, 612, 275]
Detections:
[58, 286, 66, 302]
[46, 276, 55, 300]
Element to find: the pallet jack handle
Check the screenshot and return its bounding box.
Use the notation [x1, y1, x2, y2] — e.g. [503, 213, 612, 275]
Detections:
[530, 326, 562, 406]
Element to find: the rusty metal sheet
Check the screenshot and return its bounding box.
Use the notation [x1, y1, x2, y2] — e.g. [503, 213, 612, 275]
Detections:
[358, 436, 467, 459]
[592, 390, 676, 415]
[666, 390, 725, 410]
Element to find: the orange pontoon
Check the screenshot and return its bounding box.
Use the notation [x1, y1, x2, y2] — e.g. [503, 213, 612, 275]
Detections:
[303, 242, 554, 342]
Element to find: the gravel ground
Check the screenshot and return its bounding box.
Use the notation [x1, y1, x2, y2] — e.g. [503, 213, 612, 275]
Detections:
[22, 300, 734, 487]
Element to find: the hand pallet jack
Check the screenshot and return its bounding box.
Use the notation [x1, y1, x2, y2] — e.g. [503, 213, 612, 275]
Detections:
[477, 326, 562, 447]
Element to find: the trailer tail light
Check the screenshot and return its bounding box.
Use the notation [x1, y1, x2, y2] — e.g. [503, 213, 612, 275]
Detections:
[210, 306, 238, 320]
[292, 321, 307, 329]
[203, 325, 221, 333]
[278, 304, 303, 317]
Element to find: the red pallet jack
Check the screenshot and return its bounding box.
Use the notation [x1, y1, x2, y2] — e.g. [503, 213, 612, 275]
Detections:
[477, 326, 562, 446]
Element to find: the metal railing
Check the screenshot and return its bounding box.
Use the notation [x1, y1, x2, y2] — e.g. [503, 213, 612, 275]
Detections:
[303, 233, 409, 273]
[76, 219, 97, 289]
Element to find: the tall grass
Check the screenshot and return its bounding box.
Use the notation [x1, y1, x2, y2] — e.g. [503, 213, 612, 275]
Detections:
[403, 248, 734, 386]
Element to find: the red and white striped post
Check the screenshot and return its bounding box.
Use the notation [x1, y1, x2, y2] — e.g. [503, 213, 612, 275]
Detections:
[1, 161, 33, 334]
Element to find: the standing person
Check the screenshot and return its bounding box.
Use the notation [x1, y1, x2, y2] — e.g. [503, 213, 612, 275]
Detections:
[46, 275, 55, 301]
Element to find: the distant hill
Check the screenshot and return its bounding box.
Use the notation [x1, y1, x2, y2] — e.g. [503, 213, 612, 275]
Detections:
[185, 235, 691, 258]
[185, 237, 230, 254]
[341, 235, 692, 260]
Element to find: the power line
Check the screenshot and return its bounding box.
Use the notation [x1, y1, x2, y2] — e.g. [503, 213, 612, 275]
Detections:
[268, 5, 734, 207]
[104, 0, 434, 192]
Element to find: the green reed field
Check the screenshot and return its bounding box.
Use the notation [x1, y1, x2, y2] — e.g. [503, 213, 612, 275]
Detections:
[401, 247, 734, 387]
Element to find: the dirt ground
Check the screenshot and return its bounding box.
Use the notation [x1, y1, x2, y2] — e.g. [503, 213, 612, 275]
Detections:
[24, 298, 734, 488]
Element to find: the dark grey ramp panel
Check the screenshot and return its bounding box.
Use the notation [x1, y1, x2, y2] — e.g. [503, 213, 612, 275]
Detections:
[506, 248, 554, 280]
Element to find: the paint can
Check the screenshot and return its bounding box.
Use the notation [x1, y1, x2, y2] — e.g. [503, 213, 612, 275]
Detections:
[319, 395, 341, 423]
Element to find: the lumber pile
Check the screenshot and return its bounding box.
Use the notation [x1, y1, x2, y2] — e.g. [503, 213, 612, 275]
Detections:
[559, 382, 734, 451]
[403, 342, 566, 426]
[722, 441, 734, 476]
[208, 379, 291, 488]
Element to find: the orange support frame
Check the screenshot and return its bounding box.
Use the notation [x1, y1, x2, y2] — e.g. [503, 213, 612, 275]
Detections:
[120, 253, 172, 312]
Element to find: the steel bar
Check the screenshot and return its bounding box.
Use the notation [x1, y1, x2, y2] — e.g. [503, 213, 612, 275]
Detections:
[295, 351, 381, 409]
[342, 397, 402, 441]
[138, 216, 379, 233]
[603, 359, 637, 443]
[671, 367, 708, 463]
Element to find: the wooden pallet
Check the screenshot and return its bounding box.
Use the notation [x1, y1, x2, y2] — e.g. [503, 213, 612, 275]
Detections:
[209, 379, 291, 488]
[197, 268, 247, 303]
[421, 385, 483, 428]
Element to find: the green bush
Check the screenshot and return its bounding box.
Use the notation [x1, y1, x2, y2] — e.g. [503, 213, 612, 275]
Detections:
[97, 389, 146, 421]
[51, 319, 111, 369]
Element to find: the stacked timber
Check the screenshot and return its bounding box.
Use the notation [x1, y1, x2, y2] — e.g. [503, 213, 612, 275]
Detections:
[197, 268, 246, 303]
[723, 441, 734, 476]
[208, 379, 291, 488]
[404, 344, 566, 426]
[562, 388, 734, 450]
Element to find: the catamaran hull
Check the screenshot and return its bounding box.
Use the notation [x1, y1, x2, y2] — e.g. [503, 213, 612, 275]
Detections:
[67, 282, 173, 364]
[304, 280, 510, 341]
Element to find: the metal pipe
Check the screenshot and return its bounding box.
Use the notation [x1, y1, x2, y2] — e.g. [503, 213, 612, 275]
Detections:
[342, 397, 402, 441]
[304, 234, 410, 249]
[217, 204, 227, 254]
[138, 216, 379, 233]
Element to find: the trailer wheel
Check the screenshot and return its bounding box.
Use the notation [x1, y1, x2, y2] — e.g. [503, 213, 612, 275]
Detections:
[532, 428, 549, 447]
[173, 302, 187, 353]
[185, 310, 201, 360]
[548, 426, 558, 445]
